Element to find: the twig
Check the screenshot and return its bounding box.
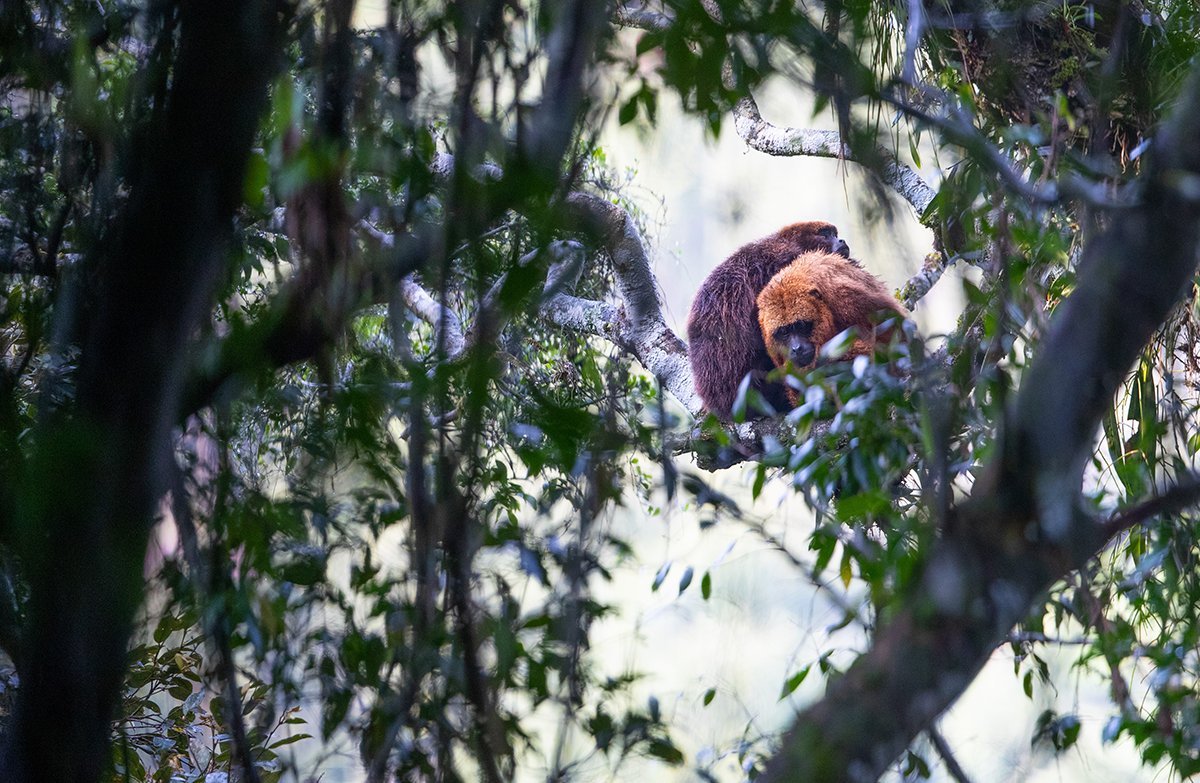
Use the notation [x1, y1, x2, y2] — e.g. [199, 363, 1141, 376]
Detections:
[1076, 574, 1134, 712]
[927, 725, 975, 783]
[173, 417, 261, 783]
[1101, 473, 1200, 540]
[1005, 631, 1090, 646]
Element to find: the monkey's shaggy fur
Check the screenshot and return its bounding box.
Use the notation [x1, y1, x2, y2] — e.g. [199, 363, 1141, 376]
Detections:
[686, 222, 850, 419]
[756, 250, 907, 405]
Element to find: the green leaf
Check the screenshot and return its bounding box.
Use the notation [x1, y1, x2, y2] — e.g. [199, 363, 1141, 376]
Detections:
[652, 562, 671, 592]
[243, 151, 270, 210]
[752, 464, 766, 500]
[277, 551, 326, 586]
[903, 749, 931, 778]
[908, 135, 922, 168]
[152, 615, 175, 644]
[677, 566, 693, 594]
[589, 710, 615, 751]
[646, 738, 684, 765]
[268, 733, 312, 749]
[636, 32, 662, 56]
[1032, 710, 1081, 752]
[701, 571, 711, 600]
[779, 664, 812, 700]
[812, 535, 836, 576]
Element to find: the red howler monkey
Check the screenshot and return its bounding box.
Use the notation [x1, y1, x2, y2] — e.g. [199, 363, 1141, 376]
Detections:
[686, 222, 852, 420]
[756, 250, 907, 404]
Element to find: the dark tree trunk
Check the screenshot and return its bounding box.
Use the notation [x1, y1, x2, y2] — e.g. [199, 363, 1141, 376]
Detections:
[0, 3, 283, 781]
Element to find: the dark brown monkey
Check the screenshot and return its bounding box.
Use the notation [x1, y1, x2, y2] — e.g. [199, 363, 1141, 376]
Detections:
[686, 222, 851, 419]
[756, 250, 907, 405]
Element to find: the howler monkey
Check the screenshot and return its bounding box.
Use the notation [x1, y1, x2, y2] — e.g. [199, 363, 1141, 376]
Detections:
[686, 222, 851, 419]
[756, 250, 907, 404]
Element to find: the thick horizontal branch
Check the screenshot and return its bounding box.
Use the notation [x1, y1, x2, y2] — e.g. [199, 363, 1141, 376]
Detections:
[542, 289, 701, 417]
[542, 294, 622, 339]
[732, 96, 936, 217]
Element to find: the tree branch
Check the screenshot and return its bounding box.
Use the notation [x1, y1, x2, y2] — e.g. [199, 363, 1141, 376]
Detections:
[730, 94, 962, 311]
[565, 193, 663, 324]
[927, 725, 975, 783]
[762, 61, 1200, 783]
[731, 95, 937, 217]
[612, 2, 673, 33]
[901, 0, 925, 84]
[400, 276, 466, 358]
[898, 250, 956, 310]
[1101, 474, 1200, 540]
[559, 192, 702, 416]
[183, 221, 436, 413]
[516, 2, 607, 184]
[359, 218, 468, 360]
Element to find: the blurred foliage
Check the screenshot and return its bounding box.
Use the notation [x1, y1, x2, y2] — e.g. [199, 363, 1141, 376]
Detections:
[113, 606, 311, 783]
[4, 0, 1200, 781]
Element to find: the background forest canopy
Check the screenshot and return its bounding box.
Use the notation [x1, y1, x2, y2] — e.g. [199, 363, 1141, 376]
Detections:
[7, 0, 1200, 782]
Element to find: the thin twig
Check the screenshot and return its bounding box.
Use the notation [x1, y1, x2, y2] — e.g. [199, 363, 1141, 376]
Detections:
[1101, 473, 1200, 540]
[927, 725, 975, 783]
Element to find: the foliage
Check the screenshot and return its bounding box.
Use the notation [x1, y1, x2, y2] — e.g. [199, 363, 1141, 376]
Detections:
[113, 607, 311, 783]
[4, 1, 1200, 782]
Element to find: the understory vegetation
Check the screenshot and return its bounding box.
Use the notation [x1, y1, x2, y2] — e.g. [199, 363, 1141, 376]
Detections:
[4, 1, 1200, 782]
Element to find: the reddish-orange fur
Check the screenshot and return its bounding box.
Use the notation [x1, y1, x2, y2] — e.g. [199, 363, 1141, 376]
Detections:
[756, 251, 907, 404]
[687, 222, 851, 419]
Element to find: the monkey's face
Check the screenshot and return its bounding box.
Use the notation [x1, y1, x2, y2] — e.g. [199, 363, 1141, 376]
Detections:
[770, 319, 817, 368]
[816, 223, 850, 259]
[758, 282, 837, 371]
[778, 221, 851, 259]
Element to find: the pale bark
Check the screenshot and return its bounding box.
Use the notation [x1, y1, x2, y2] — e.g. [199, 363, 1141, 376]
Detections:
[731, 95, 936, 217]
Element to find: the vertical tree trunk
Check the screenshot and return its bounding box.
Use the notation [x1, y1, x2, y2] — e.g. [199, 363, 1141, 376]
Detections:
[0, 4, 282, 781]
